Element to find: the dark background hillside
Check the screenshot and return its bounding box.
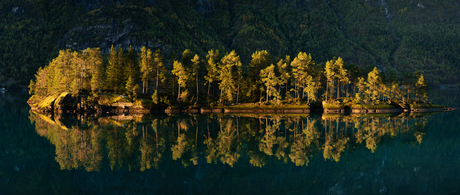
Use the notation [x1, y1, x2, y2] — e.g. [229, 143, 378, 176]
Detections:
[1, 0, 459, 87]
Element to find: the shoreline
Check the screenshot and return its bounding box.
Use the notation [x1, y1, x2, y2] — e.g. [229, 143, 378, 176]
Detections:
[28, 92, 456, 116]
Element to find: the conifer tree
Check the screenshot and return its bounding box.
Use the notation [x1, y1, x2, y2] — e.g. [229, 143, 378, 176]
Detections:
[276, 56, 291, 99]
[172, 60, 189, 102]
[106, 45, 122, 92]
[367, 67, 382, 103]
[191, 54, 200, 103]
[153, 49, 166, 101]
[415, 74, 428, 102]
[126, 75, 135, 96]
[219, 51, 242, 103]
[140, 46, 153, 94]
[125, 46, 138, 86]
[291, 52, 317, 101]
[260, 64, 280, 103]
[204, 49, 221, 104]
[84, 48, 104, 95]
[248, 50, 271, 102]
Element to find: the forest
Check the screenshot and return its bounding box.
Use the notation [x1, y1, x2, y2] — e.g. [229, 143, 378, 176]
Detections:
[28, 46, 429, 108]
[1, 0, 460, 88]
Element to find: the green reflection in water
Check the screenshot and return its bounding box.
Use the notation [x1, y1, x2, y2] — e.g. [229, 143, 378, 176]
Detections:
[29, 112, 431, 172]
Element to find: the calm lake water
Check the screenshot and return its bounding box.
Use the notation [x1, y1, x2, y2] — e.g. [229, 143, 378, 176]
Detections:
[1, 90, 460, 195]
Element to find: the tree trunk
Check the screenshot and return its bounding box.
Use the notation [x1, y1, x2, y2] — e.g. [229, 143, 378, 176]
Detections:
[207, 82, 210, 104]
[177, 83, 181, 102]
[237, 83, 240, 104]
[337, 81, 340, 99]
[266, 88, 269, 103]
[196, 72, 199, 103]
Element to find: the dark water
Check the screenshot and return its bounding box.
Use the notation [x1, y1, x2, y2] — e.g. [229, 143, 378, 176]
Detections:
[1, 90, 460, 195]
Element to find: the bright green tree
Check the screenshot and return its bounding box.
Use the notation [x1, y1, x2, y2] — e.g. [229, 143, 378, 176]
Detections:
[260, 64, 280, 103]
[140, 46, 153, 94]
[219, 51, 242, 103]
[415, 74, 428, 102]
[276, 56, 291, 99]
[204, 49, 221, 104]
[248, 50, 271, 102]
[191, 54, 200, 103]
[367, 67, 382, 103]
[153, 49, 166, 101]
[172, 60, 189, 102]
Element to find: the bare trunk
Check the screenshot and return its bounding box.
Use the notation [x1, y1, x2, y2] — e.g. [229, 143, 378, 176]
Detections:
[178, 83, 181, 102]
[207, 82, 210, 104]
[196, 72, 199, 102]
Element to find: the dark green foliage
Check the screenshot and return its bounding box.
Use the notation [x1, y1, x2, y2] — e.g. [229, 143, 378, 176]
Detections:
[6, 0, 460, 89]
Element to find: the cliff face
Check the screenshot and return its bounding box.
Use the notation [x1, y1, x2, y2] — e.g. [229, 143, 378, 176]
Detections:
[1, 0, 460, 87]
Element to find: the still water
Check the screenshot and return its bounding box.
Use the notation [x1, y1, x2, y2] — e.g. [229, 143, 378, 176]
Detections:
[1, 90, 460, 194]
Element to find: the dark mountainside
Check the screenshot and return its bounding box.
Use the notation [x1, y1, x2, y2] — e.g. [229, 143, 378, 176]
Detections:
[1, 0, 460, 87]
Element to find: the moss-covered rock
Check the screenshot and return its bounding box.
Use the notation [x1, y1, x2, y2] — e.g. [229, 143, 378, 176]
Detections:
[37, 95, 59, 113]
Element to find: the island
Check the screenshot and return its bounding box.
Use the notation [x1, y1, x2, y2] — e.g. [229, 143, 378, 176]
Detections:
[27, 47, 454, 115]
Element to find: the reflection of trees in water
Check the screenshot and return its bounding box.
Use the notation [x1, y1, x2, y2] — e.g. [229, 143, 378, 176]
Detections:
[29, 111, 428, 171]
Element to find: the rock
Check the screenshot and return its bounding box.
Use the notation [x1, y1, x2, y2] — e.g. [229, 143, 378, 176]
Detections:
[54, 92, 78, 112]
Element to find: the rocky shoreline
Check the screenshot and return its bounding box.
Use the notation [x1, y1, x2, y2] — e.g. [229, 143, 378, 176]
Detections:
[28, 92, 456, 115]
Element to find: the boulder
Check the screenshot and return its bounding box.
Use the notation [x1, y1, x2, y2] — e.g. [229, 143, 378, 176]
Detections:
[54, 92, 78, 112]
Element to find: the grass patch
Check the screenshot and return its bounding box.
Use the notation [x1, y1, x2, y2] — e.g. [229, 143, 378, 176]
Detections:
[227, 102, 310, 110]
[98, 93, 132, 105]
[351, 104, 396, 109]
[133, 98, 156, 109]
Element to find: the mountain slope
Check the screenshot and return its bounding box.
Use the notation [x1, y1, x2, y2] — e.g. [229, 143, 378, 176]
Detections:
[1, 0, 459, 87]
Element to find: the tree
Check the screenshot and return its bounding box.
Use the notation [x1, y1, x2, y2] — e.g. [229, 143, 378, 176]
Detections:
[84, 48, 104, 95]
[153, 49, 166, 101]
[125, 46, 138, 87]
[415, 74, 428, 102]
[140, 46, 153, 94]
[291, 52, 317, 101]
[367, 67, 382, 103]
[276, 56, 291, 99]
[191, 54, 200, 103]
[248, 50, 271, 102]
[125, 76, 135, 96]
[219, 51, 242, 104]
[106, 45, 123, 92]
[260, 64, 280, 103]
[335, 57, 349, 98]
[172, 60, 189, 102]
[204, 49, 221, 104]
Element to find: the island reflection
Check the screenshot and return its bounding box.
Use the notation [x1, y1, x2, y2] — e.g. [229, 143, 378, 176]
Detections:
[29, 112, 429, 171]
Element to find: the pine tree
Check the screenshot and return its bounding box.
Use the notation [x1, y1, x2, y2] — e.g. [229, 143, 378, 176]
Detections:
[172, 60, 189, 102]
[126, 75, 135, 96]
[291, 52, 317, 101]
[219, 51, 242, 103]
[248, 50, 271, 102]
[84, 48, 104, 95]
[106, 45, 122, 92]
[367, 67, 382, 103]
[415, 74, 428, 102]
[260, 64, 280, 103]
[276, 56, 291, 99]
[140, 46, 153, 94]
[204, 49, 221, 104]
[153, 49, 166, 100]
[191, 54, 200, 103]
[125, 46, 138, 86]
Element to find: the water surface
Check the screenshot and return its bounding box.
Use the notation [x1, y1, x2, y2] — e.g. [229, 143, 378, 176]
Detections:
[1, 90, 460, 194]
